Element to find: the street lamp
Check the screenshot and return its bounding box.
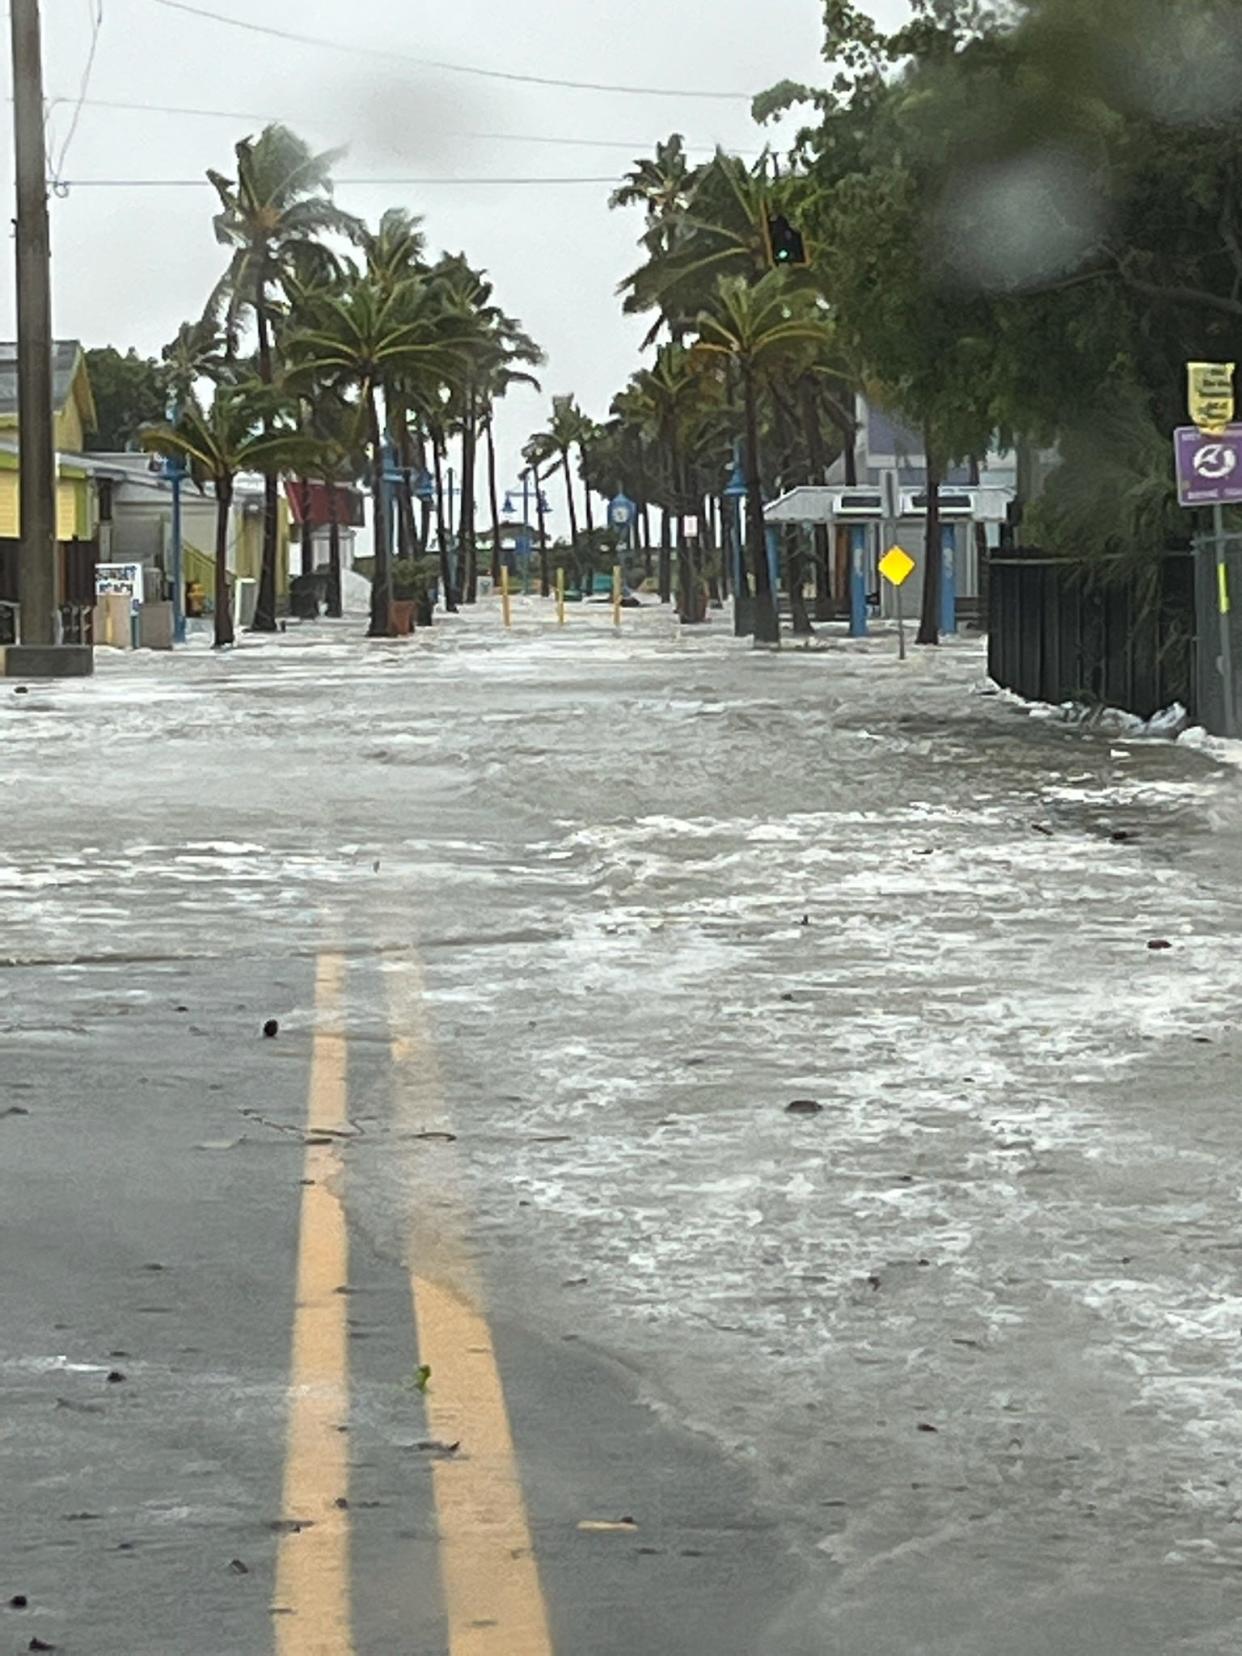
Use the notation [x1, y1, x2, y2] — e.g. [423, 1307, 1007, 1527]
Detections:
[502, 471, 552, 594]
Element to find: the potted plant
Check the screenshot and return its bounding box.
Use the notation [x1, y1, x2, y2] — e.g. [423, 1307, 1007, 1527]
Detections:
[412, 555, 439, 629]
[390, 557, 420, 635]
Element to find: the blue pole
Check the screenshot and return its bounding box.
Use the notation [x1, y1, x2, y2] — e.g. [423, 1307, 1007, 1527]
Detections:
[941, 522, 957, 637]
[765, 525, 780, 595]
[849, 524, 868, 638]
[170, 464, 185, 644]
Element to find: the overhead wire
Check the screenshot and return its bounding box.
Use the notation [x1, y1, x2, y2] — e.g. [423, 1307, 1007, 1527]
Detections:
[51, 0, 105, 185]
[48, 95, 754, 155]
[56, 175, 626, 189]
[149, 0, 754, 102]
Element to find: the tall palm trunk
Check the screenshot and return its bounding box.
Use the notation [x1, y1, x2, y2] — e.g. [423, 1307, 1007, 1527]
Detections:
[366, 387, 395, 638]
[918, 428, 943, 647]
[744, 366, 779, 645]
[298, 476, 315, 577]
[485, 410, 502, 586]
[394, 454, 418, 560]
[773, 395, 812, 637]
[580, 443, 596, 540]
[673, 441, 700, 623]
[562, 449, 581, 558]
[460, 387, 479, 604]
[324, 474, 342, 619]
[535, 474, 551, 597]
[251, 297, 280, 633]
[214, 474, 235, 648]
[432, 436, 458, 613]
[800, 378, 834, 620]
[394, 423, 421, 556]
[658, 509, 672, 603]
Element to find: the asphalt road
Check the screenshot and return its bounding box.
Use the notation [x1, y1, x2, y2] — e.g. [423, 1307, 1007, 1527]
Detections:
[3, 602, 1242, 1654]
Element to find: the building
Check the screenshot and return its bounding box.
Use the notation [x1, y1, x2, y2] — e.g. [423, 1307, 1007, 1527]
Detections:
[766, 395, 1019, 622]
[0, 341, 102, 638]
[93, 453, 297, 617]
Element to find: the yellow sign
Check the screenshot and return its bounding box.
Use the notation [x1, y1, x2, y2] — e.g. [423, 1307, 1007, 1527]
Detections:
[879, 546, 915, 588]
[1189, 361, 1235, 435]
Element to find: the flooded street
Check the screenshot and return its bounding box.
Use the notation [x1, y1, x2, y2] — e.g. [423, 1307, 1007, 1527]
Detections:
[4, 601, 1242, 1652]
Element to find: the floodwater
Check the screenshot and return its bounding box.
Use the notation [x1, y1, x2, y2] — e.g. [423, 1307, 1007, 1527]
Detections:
[4, 600, 1242, 1652]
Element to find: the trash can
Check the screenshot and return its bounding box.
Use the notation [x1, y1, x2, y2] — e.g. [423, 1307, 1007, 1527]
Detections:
[290, 573, 324, 620]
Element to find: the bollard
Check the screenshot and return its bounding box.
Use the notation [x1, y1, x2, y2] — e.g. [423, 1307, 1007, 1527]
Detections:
[849, 524, 868, 638]
[501, 565, 512, 629]
[940, 523, 957, 638]
[556, 566, 566, 626]
[612, 564, 622, 630]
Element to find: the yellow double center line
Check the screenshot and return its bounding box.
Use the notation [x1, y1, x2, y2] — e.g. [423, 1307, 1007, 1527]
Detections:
[274, 951, 553, 1654]
[274, 951, 352, 1654]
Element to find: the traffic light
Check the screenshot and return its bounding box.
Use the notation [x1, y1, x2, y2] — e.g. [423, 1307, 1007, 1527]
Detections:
[765, 212, 810, 268]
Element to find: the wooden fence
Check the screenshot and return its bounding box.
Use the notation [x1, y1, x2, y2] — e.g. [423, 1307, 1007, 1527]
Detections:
[987, 548, 1197, 721]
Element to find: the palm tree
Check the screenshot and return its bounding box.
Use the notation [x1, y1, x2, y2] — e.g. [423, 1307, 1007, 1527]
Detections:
[620, 150, 794, 343]
[141, 380, 317, 648]
[207, 124, 362, 633]
[482, 347, 544, 584]
[525, 396, 588, 580]
[610, 134, 694, 223]
[359, 209, 432, 570]
[162, 317, 227, 405]
[622, 348, 715, 618]
[692, 272, 835, 645]
[283, 268, 476, 637]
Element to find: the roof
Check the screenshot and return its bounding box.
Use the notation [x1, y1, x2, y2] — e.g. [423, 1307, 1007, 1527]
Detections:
[0, 340, 86, 420]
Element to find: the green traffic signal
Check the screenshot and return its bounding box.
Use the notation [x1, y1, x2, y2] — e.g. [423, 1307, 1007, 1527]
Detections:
[766, 213, 809, 268]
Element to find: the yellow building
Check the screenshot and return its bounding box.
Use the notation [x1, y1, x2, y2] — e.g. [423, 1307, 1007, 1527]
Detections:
[0, 340, 99, 543]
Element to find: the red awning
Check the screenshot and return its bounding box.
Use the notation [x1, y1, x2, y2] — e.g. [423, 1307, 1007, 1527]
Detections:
[286, 481, 365, 529]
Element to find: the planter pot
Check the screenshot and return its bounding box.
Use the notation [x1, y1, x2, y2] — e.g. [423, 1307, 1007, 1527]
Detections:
[391, 599, 416, 635]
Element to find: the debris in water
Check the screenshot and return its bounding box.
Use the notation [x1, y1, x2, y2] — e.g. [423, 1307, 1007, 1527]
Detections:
[1147, 939, 1173, 952]
[578, 1517, 638, 1533]
[263, 1019, 280, 1039]
[228, 1559, 250, 1576]
[786, 1099, 823, 1117]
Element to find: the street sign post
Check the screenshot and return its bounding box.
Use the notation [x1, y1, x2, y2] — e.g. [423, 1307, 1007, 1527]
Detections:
[1174, 426, 1242, 507]
[1188, 362, 1235, 435]
[879, 546, 915, 661]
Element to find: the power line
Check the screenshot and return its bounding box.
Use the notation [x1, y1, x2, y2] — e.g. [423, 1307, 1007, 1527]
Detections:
[43, 93, 757, 157]
[51, 0, 104, 184]
[149, 0, 753, 102]
[56, 175, 625, 189]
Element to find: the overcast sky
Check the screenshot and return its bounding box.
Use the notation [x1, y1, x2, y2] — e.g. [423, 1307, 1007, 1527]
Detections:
[4, 0, 908, 499]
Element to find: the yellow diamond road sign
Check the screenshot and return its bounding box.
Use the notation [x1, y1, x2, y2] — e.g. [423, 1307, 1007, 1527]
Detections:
[879, 546, 915, 588]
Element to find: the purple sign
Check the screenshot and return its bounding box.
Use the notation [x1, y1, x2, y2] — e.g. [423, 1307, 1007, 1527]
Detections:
[1175, 425, 1242, 506]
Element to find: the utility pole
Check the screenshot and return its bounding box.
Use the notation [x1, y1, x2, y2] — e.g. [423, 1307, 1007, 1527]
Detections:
[10, 0, 58, 647]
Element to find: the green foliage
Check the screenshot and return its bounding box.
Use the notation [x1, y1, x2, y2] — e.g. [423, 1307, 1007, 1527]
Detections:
[139, 378, 317, 489]
[389, 556, 439, 600]
[84, 347, 172, 452]
[1026, 385, 1185, 571]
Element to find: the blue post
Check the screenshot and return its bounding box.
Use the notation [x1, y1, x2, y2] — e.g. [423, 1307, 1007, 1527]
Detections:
[849, 524, 868, 638]
[940, 522, 957, 637]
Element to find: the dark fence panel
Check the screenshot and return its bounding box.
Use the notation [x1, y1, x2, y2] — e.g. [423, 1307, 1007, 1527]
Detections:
[0, 537, 99, 612]
[988, 548, 1197, 721]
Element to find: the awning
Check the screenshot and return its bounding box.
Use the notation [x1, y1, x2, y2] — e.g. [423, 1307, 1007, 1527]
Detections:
[286, 480, 365, 529]
[765, 485, 1013, 526]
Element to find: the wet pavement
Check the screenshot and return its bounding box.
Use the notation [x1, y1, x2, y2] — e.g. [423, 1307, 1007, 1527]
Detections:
[3, 599, 1242, 1653]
